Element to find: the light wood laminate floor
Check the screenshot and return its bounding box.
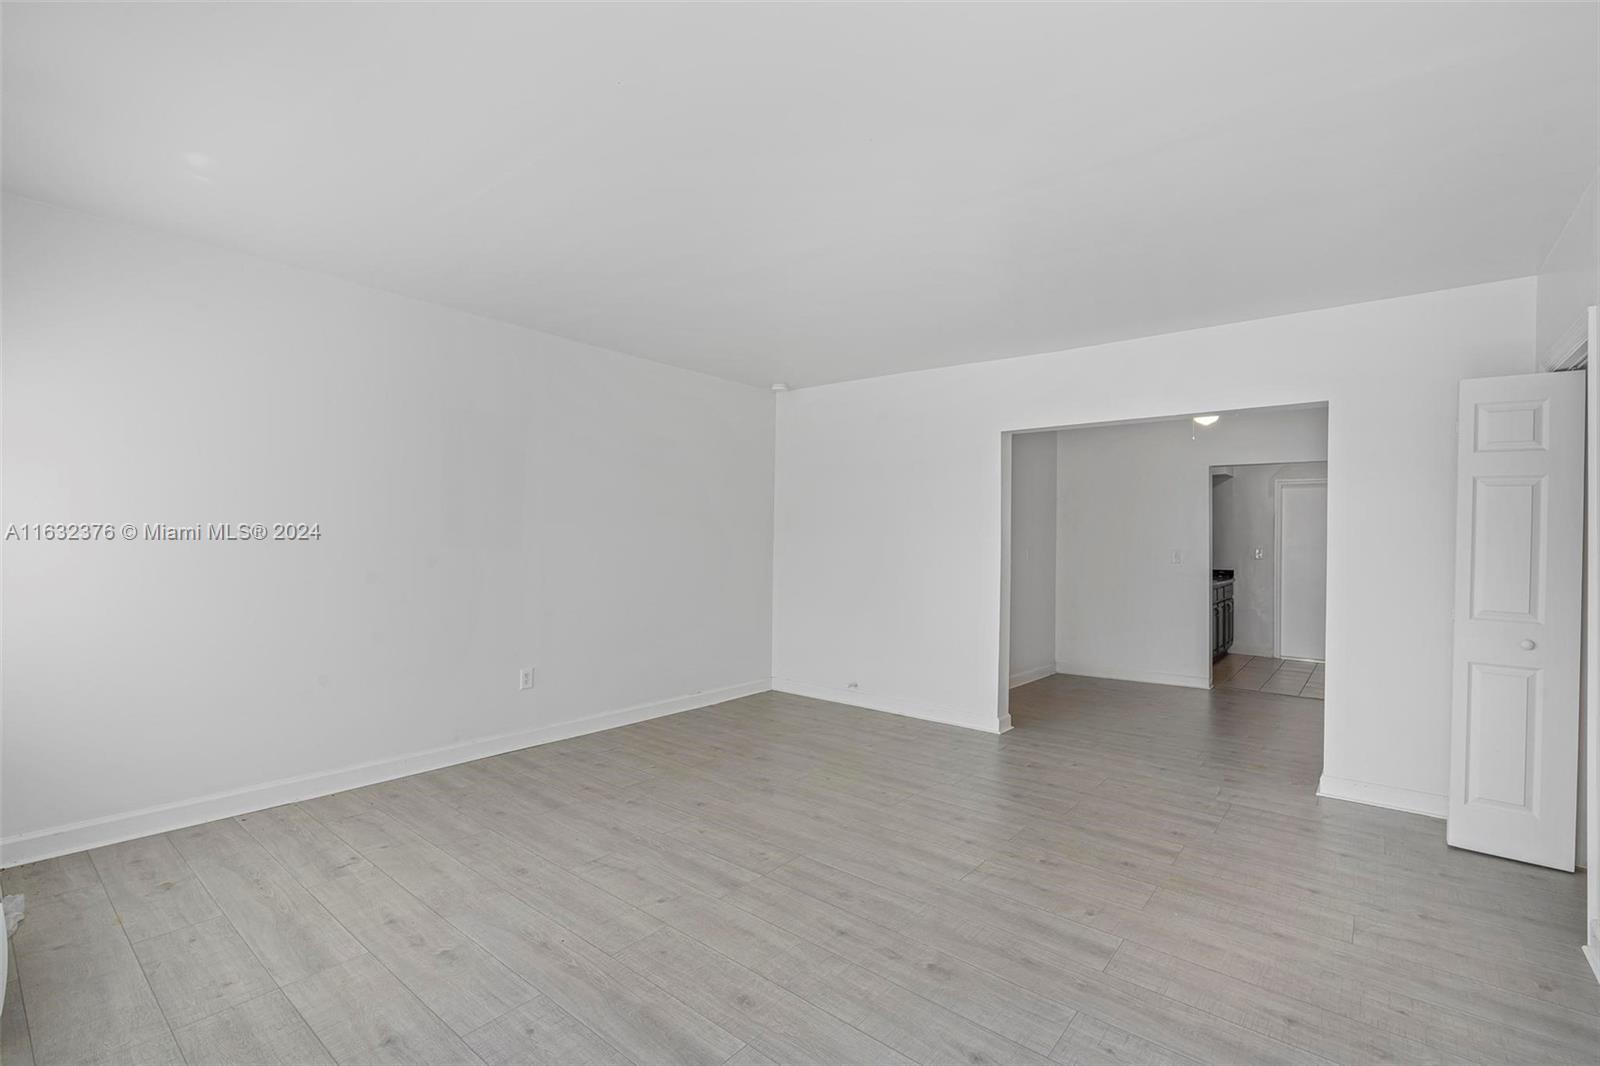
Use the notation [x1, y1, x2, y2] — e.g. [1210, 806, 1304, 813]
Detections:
[2, 676, 1593, 1065]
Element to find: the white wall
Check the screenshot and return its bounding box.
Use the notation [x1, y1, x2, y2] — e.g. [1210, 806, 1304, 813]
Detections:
[1054, 409, 1327, 687]
[1, 196, 776, 863]
[772, 277, 1534, 814]
[1535, 175, 1597, 367]
[1007, 431, 1057, 685]
[1213, 460, 1330, 657]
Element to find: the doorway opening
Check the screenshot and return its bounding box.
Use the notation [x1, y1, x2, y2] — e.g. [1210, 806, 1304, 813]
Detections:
[1000, 401, 1330, 728]
[1209, 462, 1328, 700]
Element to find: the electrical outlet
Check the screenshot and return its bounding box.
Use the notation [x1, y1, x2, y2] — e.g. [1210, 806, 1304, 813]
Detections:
[518, 667, 534, 691]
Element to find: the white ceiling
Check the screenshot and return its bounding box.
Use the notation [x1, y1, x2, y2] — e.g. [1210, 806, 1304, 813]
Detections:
[4, 3, 1596, 388]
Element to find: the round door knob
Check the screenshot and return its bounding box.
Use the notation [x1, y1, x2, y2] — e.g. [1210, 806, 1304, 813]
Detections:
[1520, 639, 1536, 651]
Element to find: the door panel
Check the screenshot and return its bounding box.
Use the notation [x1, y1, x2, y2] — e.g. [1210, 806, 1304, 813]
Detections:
[1448, 371, 1584, 870]
[1475, 399, 1548, 451]
[1464, 663, 1538, 809]
[1468, 475, 1543, 622]
[1277, 480, 1327, 661]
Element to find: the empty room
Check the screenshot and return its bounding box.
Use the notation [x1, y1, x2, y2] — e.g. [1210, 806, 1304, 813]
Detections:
[2, 3, 1599, 1065]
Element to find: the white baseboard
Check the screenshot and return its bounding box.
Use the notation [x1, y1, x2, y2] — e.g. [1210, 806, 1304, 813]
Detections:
[770, 678, 1005, 734]
[1583, 943, 1600, 988]
[1054, 662, 1209, 690]
[0, 679, 772, 868]
[1316, 774, 1447, 819]
[1008, 664, 1056, 689]
[1229, 645, 1275, 658]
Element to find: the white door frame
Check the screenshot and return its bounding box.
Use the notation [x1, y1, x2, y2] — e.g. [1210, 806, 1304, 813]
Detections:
[1274, 477, 1327, 661]
[1583, 309, 1598, 974]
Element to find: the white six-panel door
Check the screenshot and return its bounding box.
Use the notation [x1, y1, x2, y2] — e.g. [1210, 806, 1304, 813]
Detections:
[1448, 371, 1585, 870]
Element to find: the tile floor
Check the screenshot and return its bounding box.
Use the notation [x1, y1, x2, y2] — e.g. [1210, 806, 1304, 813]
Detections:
[1212, 653, 1324, 699]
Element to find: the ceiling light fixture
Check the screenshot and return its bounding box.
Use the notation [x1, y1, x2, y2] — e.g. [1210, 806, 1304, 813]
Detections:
[771, 383, 789, 392]
[1193, 414, 1220, 427]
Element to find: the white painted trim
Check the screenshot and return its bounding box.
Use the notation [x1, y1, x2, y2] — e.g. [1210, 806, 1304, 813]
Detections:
[770, 678, 1005, 734]
[1539, 311, 1589, 372]
[1317, 773, 1447, 819]
[1583, 943, 1600, 988]
[1054, 662, 1209, 690]
[1585, 308, 1600, 976]
[1229, 645, 1275, 659]
[997, 430, 1015, 746]
[1008, 664, 1056, 688]
[0, 679, 771, 868]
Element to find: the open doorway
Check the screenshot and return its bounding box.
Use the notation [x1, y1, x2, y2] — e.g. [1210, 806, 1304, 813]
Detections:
[1002, 401, 1329, 715]
[1209, 461, 1328, 699]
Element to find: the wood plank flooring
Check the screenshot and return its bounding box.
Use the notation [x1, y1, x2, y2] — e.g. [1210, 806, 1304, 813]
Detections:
[2, 676, 1593, 1064]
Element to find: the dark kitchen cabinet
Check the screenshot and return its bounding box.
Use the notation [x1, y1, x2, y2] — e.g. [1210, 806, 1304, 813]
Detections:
[1211, 579, 1234, 659]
